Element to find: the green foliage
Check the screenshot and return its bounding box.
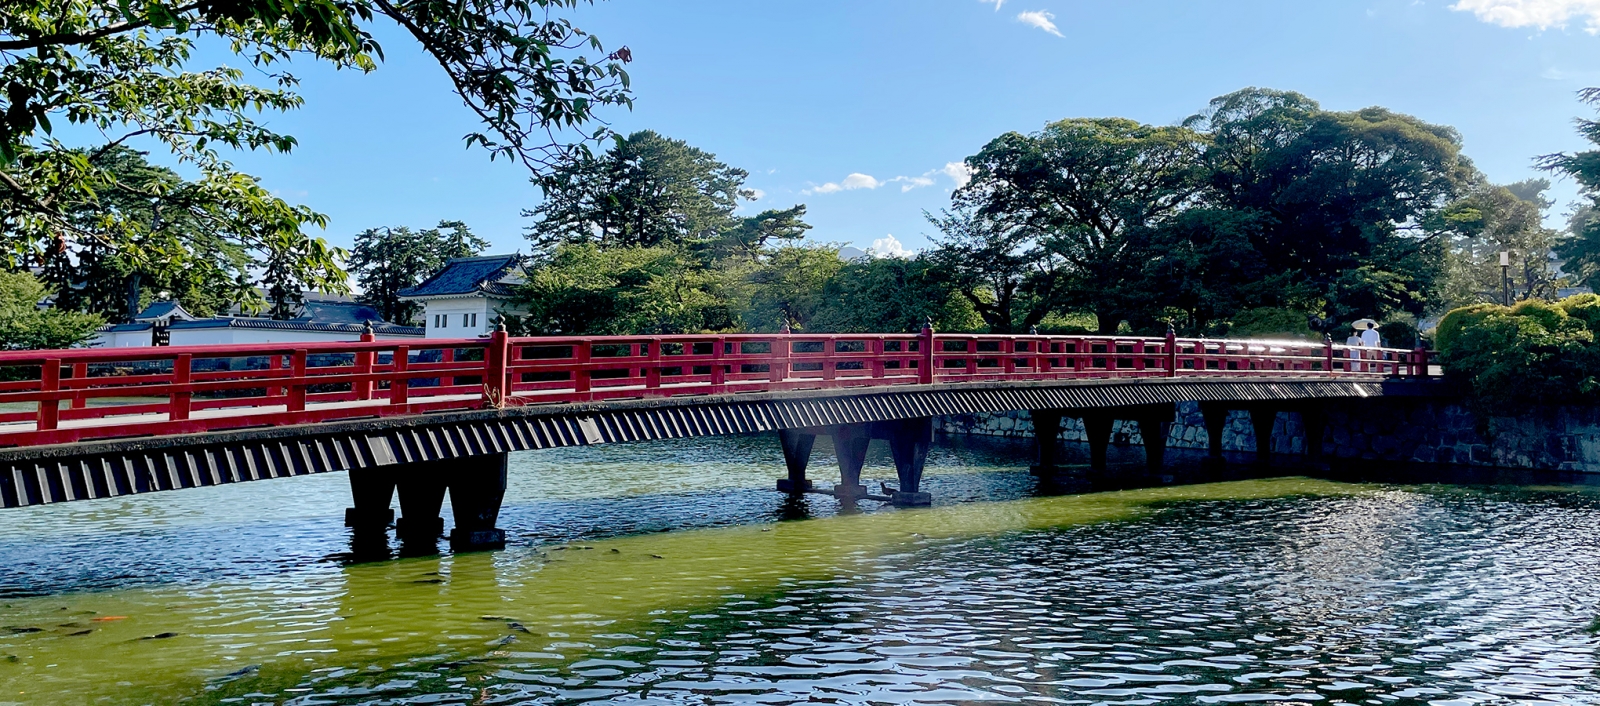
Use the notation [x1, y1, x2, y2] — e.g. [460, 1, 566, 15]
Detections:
[2, 0, 629, 305]
[1557, 293, 1600, 331]
[1224, 308, 1316, 340]
[0, 271, 101, 350]
[1185, 88, 1474, 323]
[526, 131, 761, 249]
[742, 244, 843, 332]
[806, 255, 981, 334]
[349, 221, 488, 324]
[950, 117, 1204, 332]
[1441, 301, 1600, 414]
[516, 243, 733, 335]
[1435, 303, 1504, 356]
[1545, 90, 1600, 290]
[1433, 180, 1563, 308]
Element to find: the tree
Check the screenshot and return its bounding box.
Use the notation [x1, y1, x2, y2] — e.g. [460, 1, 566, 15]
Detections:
[1, 0, 631, 297]
[1187, 88, 1475, 323]
[1435, 180, 1562, 307]
[709, 205, 812, 261]
[950, 117, 1205, 333]
[742, 244, 843, 331]
[926, 206, 1064, 334]
[808, 254, 981, 334]
[525, 130, 762, 249]
[39, 146, 258, 320]
[0, 271, 102, 350]
[1540, 88, 1600, 289]
[515, 243, 733, 335]
[348, 220, 489, 324]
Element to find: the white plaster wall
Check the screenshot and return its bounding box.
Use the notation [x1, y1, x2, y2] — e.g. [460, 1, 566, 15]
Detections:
[92, 329, 154, 348]
[168, 327, 419, 346]
[422, 299, 494, 339]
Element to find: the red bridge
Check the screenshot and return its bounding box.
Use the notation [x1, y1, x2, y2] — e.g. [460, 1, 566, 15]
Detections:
[0, 325, 1439, 551]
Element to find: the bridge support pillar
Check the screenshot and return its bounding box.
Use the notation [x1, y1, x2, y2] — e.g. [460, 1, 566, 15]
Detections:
[448, 453, 509, 551]
[396, 461, 447, 547]
[1082, 413, 1113, 472]
[1248, 407, 1278, 468]
[345, 466, 396, 534]
[1200, 402, 1230, 472]
[1029, 410, 1065, 476]
[1300, 407, 1327, 463]
[829, 424, 871, 501]
[886, 417, 933, 507]
[1133, 404, 1175, 476]
[775, 428, 815, 494]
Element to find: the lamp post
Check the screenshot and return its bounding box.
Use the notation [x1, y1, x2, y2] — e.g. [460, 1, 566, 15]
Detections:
[1499, 251, 1511, 306]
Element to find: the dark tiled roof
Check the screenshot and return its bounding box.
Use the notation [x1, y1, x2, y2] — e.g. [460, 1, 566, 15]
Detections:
[99, 322, 153, 332]
[168, 318, 424, 337]
[298, 301, 384, 324]
[398, 255, 519, 298]
[133, 301, 194, 322]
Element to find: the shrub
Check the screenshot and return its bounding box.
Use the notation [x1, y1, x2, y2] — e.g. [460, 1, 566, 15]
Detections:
[1441, 303, 1600, 414]
[1435, 303, 1505, 356]
[1557, 293, 1600, 332]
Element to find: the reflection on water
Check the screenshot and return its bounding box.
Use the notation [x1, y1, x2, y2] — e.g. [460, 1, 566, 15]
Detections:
[0, 433, 1597, 704]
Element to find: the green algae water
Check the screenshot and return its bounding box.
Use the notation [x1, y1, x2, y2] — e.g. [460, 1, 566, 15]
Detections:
[1, 435, 1598, 704]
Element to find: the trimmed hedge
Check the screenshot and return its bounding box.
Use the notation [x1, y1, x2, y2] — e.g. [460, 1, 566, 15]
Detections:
[1438, 295, 1600, 414]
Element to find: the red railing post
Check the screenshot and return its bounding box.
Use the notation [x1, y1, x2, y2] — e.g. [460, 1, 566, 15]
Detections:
[1413, 346, 1430, 379]
[171, 353, 192, 421]
[484, 325, 510, 407]
[440, 348, 456, 389]
[646, 338, 663, 392]
[710, 338, 726, 392]
[392, 345, 410, 404]
[871, 337, 886, 380]
[770, 324, 790, 385]
[70, 362, 87, 409]
[288, 349, 307, 413]
[354, 325, 376, 401]
[1323, 334, 1335, 375]
[268, 354, 284, 398]
[38, 358, 60, 431]
[918, 319, 935, 385]
[1166, 323, 1179, 378]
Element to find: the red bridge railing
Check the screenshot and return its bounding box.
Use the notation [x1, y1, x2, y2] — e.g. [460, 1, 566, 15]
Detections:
[0, 327, 1430, 448]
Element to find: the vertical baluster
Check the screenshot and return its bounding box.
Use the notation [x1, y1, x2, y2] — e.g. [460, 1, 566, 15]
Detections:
[822, 337, 836, 382]
[871, 337, 885, 380]
[171, 353, 192, 421]
[1039, 338, 1053, 376]
[1003, 338, 1016, 376]
[1166, 325, 1179, 377]
[1133, 340, 1146, 373]
[38, 358, 60, 431]
[269, 354, 284, 398]
[441, 348, 455, 389]
[289, 350, 307, 413]
[919, 320, 935, 385]
[354, 328, 375, 401]
[392, 345, 410, 404]
[769, 327, 789, 385]
[646, 339, 663, 392]
[70, 362, 87, 409]
[709, 338, 725, 392]
[574, 340, 592, 398]
[484, 326, 509, 407]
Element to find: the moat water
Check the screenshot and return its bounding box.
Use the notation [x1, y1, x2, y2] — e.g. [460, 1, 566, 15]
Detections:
[0, 435, 1598, 704]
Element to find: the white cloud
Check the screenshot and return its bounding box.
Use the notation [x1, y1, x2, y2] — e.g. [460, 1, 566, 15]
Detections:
[870, 234, 914, 259]
[841, 173, 881, 189]
[888, 175, 936, 192]
[938, 162, 973, 189]
[747, 188, 766, 201]
[803, 172, 882, 195]
[1453, 0, 1600, 32]
[978, 0, 1006, 10]
[1016, 9, 1063, 36]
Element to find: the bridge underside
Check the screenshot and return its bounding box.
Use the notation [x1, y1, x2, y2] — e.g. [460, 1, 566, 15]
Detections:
[0, 377, 1442, 514]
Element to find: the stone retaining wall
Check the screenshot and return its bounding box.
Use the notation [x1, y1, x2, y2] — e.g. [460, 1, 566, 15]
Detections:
[939, 400, 1600, 473]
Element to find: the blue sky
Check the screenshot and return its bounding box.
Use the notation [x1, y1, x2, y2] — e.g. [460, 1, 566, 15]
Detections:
[209, 0, 1600, 257]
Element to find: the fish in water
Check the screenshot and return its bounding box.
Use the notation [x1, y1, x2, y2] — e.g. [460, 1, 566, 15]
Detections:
[508, 622, 531, 634]
[492, 635, 517, 646]
[479, 615, 517, 622]
[6, 627, 41, 634]
[138, 632, 178, 640]
[66, 629, 92, 637]
[650, 555, 665, 559]
[413, 578, 444, 584]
